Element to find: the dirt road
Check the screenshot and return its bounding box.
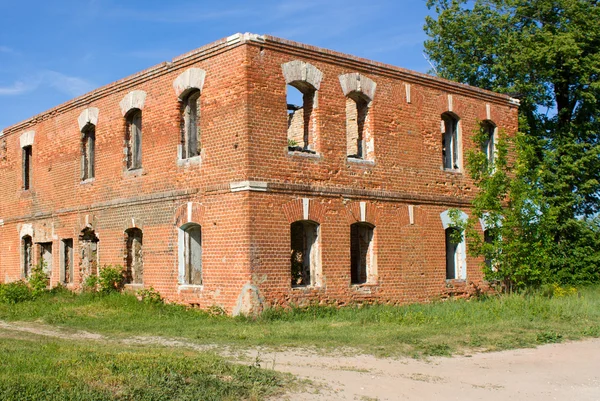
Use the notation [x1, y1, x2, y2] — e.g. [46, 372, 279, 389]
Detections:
[268, 339, 600, 400]
[0, 320, 598, 400]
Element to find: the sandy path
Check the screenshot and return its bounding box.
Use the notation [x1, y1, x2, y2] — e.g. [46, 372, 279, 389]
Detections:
[268, 340, 600, 400]
[0, 320, 598, 401]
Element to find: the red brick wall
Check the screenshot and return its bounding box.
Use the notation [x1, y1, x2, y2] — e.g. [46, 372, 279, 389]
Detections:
[0, 34, 518, 313]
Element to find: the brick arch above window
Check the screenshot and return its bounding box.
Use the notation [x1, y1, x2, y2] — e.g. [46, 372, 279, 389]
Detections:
[122, 216, 145, 232]
[19, 130, 35, 148]
[281, 60, 323, 91]
[119, 90, 147, 116]
[344, 201, 379, 226]
[174, 201, 205, 227]
[338, 73, 377, 102]
[77, 107, 99, 132]
[173, 68, 206, 100]
[282, 198, 326, 224]
[440, 209, 468, 229]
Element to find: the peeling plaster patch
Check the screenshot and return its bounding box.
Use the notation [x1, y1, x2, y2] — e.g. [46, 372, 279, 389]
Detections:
[486, 103, 491, 120]
[187, 202, 192, 223]
[233, 283, 263, 316]
[405, 83, 411, 103]
[303, 198, 309, 220]
[77, 107, 99, 131]
[360, 202, 366, 222]
[448, 94, 453, 112]
[0, 219, 4, 226]
[173, 68, 206, 99]
[19, 130, 35, 148]
[19, 223, 33, 238]
[119, 90, 147, 116]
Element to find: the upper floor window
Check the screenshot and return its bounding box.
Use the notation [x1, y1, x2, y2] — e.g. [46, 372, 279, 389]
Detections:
[481, 120, 496, 166]
[22, 145, 32, 190]
[281, 61, 323, 154]
[287, 83, 316, 153]
[442, 113, 460, 170]
[346, 92, 370, 159]
[81, 124, 95, 180]
[338, 73, 377, 161]
[125, 109, 142, 170]
[181, 89, 201, 159]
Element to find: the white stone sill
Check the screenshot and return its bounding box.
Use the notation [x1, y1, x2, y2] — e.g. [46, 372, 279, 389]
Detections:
[177, 155, 201, 167]
[287, 150, 322, 160]
[347, 157, 375, 166]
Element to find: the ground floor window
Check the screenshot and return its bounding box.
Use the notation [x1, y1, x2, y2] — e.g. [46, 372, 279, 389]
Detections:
[290, 220, 320, 287]
[445, 227, 466, 280]
[350, 223, 374, 284]
[125, 228, 143, 284]
[179, 223, 202, 285]
[22, 235, 33, 277]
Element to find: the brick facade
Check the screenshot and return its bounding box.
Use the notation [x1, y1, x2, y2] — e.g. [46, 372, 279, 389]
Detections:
[0, 33, 519, 314]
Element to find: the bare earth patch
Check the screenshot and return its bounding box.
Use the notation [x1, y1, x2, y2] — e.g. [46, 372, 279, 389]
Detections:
[1, 320, 598, 401]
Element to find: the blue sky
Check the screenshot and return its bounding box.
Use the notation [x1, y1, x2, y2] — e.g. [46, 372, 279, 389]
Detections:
[0, 0, 434, 130]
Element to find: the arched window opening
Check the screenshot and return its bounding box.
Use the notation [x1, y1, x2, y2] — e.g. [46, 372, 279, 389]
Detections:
[483, 229, 495, 270]
[60, 239, 74, 284]
[79, 228, 99, 281]
[125, 228, 143, 284]
[290, 220, 320, 287]
[180, 223, 202, 285]
[287, 83, 316, 153]
[22, 235, 33, 277]
[181, 89, 201, 159]
[350, 222, 374, 284]
[442, 113, 459, 170]
[346, 92, 370, 159]
[125, 109, 142, 170]
[481, 121, 496, 166]
[22, 145, 32, 190]
[81, 124, 96, 180]
[445, 227, 466, 280]
[38, 242, 53, 274]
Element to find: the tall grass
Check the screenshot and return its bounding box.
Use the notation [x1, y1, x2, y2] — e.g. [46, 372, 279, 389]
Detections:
[1, 286, 599, 357]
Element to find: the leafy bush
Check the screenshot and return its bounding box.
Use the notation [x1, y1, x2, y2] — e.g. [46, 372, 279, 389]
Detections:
[98, 265, 125, 294]
[137, 287, 163, 305]
[28, 261, 49, 297]
[83, 275, 99, 292]
[0, 281, 34, 304]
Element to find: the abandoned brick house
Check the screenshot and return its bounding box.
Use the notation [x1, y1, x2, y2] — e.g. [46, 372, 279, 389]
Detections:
[0, 33, 518, 314]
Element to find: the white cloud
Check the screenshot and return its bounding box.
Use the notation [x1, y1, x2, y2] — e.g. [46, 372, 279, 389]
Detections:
[0, 70, 95, 97]
[0, 80, 35, 95]
[0, 46, 13, 53]
[42, 70, 95, 97]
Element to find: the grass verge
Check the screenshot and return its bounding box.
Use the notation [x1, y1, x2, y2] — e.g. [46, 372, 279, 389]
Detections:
[0, 332, 290, 401]
[1, 285, 599, 357]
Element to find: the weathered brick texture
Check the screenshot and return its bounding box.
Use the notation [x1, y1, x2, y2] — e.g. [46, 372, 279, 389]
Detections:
[0, 33, 518, 313]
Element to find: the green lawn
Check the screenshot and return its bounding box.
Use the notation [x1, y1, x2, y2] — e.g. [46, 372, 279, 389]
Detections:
[1, 285, 599, 357]
[0, 333, 290, 401]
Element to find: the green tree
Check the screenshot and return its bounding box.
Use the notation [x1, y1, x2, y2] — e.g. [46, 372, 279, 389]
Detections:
[424, 0, 600, 287]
